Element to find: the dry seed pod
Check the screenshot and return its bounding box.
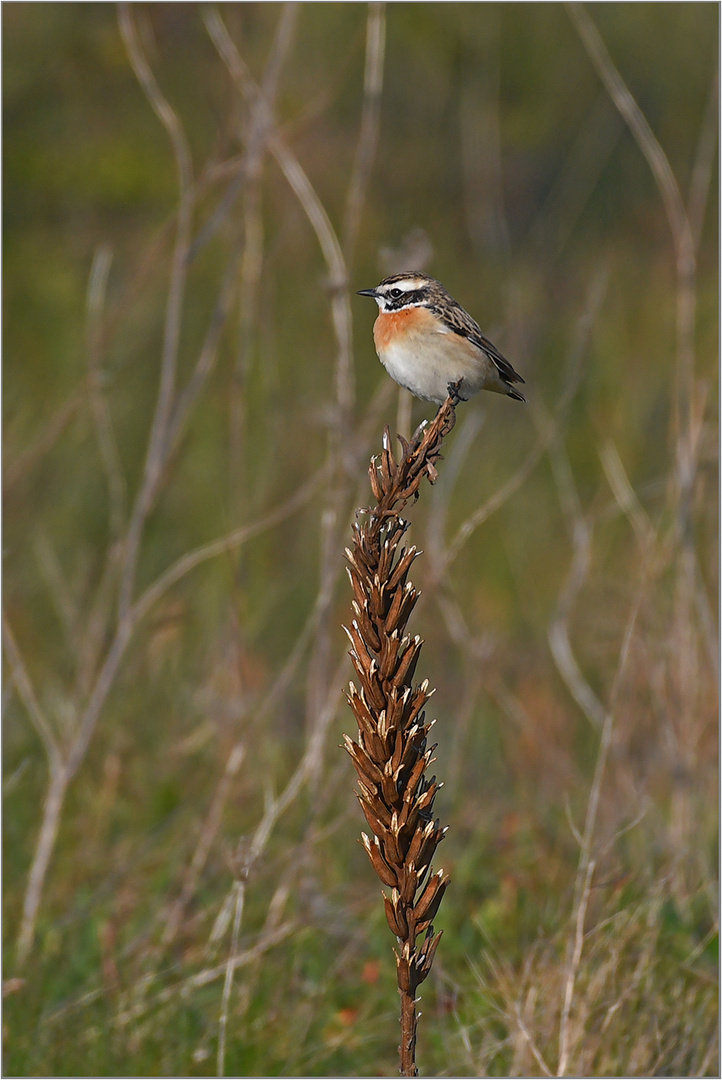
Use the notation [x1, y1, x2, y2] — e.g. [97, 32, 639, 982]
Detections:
[344, 396, 457, 1077]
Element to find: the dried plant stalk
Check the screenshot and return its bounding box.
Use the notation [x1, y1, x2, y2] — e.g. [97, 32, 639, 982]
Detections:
[344, 394, 457, 1077]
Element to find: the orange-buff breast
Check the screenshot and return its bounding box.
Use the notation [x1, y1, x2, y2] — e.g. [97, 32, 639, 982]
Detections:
[373, 307, 438, 352]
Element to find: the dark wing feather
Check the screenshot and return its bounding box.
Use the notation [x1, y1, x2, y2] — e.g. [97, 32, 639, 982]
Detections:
[433, 301, 525, 388]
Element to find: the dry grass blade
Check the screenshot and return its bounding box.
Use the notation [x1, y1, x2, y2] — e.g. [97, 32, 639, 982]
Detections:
[344, 394, 457, 1076]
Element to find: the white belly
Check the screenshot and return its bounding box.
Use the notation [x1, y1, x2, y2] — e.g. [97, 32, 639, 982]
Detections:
[379, 333, 499, 404]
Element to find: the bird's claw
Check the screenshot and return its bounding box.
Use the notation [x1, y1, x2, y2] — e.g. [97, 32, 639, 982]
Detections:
[447, 379, 464, 405]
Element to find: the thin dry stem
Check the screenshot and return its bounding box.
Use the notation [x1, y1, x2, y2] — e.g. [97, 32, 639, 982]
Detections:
[206, 11, 360, 776]
[4, 389, 86, 492]
[343, 2, 386, 264]
[548, 512, 605, 731]
[3, 613, 62, 769]
[687, 70, 718, 253]
[162, 744, 247, 947]
[528, 90, 622, 265]
[459, 14, 510, 264]
[566, 4, 694, 265]
[217, 878, 246, 1077]
[132, 461, 330, 625]
[566, 3, 697, 518]
[443, 269, 606, 571]
[33, 533, 80, 649]
[556, 557, 646, 1074]
[205, 7, 355, 421]
[113, 922, 297, 1028]
[154, 381, 402, 968]
[229, 4, 298, 507]
[16, 766, 69, 967]
[117, 4, 195, 623]
[167, 250, 242, 456]
[85, 244, 126, 539]
[11, 452, 325, 964]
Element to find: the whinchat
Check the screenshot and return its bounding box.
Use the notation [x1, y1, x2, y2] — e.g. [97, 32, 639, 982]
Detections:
[358, 272, 525, 404]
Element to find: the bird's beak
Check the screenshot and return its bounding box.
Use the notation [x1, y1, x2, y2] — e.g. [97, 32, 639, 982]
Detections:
[357, 287, 378, 297]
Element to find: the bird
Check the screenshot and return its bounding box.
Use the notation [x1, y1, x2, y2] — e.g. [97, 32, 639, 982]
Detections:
[357, 272, 525, 405]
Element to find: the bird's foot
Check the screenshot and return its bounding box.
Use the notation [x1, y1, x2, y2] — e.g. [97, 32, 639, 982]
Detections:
[447, 379, 464, 405]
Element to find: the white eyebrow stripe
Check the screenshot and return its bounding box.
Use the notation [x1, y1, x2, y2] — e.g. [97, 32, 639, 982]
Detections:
[383, 278, 426, 292]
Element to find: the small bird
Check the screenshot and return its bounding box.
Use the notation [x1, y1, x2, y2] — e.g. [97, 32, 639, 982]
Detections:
[358, 272, 525, 404]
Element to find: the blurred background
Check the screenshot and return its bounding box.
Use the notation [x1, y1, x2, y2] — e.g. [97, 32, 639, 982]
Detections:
[3, 3, 718, 1076]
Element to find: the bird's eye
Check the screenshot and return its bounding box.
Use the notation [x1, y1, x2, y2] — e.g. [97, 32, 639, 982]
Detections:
[389, 288, 403, 298]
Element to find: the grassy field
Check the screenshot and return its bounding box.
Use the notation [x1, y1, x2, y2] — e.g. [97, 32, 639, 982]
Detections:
[3, 4, 718, 1076]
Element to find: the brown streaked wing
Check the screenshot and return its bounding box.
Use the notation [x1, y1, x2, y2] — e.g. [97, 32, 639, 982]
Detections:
[432, 301, 525, 387]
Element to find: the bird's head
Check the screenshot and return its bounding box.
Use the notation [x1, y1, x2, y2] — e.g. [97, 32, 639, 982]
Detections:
[357, 272, 439, 312]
